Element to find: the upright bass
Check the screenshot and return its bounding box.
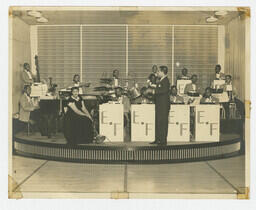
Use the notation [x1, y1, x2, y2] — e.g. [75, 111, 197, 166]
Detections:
[34, 55, 40, 82]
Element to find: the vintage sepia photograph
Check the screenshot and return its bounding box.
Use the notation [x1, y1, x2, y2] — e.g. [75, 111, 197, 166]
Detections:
[8, 6, 250, 199]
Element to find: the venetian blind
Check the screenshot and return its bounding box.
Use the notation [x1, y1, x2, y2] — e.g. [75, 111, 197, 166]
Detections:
[37, 25, 219, 92]
[174, 26, 218, 90]
[82, 26, 126, 94]
[38, 26, 80, 89]
[128, 26, 172, 87]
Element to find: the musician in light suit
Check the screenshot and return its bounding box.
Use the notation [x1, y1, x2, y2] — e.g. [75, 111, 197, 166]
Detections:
[18, 85, 39, 132]
[151, 66, 170, 146]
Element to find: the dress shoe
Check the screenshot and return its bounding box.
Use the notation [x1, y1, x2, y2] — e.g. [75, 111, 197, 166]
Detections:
[150, 141, 159, 144]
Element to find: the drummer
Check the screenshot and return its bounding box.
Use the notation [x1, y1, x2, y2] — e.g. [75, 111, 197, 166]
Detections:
[69, 74, 83, 94]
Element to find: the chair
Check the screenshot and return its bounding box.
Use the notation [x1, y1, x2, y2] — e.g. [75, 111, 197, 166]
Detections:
[220, 104, 226, 119]
[229, 102, 237, 119]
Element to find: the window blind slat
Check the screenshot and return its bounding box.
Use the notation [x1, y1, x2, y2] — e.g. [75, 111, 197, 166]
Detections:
[37, 25, 218, 91]
[38, 26, 80, 88]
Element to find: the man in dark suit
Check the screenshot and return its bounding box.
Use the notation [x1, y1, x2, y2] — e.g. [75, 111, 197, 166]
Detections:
[150, 66, 170, 145]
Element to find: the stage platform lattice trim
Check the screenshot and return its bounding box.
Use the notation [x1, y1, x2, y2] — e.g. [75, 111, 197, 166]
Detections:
[13, 133, 242, 164]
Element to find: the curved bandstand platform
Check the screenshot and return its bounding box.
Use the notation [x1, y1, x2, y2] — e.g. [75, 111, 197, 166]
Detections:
[13, 132, 242, 164]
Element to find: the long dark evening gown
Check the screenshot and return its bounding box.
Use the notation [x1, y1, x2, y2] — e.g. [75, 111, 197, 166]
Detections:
[63, 96, 93, 145]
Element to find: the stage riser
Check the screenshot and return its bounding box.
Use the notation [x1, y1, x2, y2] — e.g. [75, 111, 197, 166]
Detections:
[13, 139, 241, 164]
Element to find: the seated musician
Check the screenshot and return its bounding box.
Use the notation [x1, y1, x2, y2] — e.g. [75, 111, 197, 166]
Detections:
[18, 85, 39, 132]
[214, 64, 225, 80]
[21, 63, 34, 86]
[184, 74, 201, 95]
[200, 87, 219, 104]
[177, 67, 190, 80]
[147, 65, 159, 87]
[170, 85, 184, 104]
[63, 87, 94, 145]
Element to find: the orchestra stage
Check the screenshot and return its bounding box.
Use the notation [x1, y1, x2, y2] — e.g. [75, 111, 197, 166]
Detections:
[13, 132, 243, 164]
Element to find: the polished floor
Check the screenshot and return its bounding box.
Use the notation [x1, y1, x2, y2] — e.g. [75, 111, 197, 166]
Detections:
[10, 155, 245, 198]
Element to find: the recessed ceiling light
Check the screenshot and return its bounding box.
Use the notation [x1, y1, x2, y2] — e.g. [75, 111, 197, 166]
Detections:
[27, 10, 42, 18]
[215, 11, 228, 16]
[206, 16, 218, 23]
[36, 17, 48, 23]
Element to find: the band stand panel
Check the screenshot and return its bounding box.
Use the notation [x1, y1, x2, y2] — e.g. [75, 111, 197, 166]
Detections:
[168, 105, 190, 142]
[99, 103, 124, 142]
[195, 105, 220, 142]
[131, 104, 155, 142]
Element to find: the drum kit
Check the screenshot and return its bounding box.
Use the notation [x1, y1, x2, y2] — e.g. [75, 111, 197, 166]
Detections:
[93, 76, 155, 103]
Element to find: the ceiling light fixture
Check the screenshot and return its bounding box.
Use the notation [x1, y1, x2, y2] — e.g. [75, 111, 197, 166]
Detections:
[206, 16, 218, 23]
[36, 17, 49, 23]
[27, 10, 42, 18]
[215, 11, 228, 16]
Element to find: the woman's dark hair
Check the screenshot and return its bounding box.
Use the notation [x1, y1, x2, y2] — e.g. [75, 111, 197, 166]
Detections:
[73, 74, 80, 82]
[71, 86, 79, 93]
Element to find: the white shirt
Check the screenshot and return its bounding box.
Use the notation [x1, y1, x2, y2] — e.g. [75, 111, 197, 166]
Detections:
[25, 70, 32, 80]
[192, 84, 196, 91]
[114, 78, 119, 87]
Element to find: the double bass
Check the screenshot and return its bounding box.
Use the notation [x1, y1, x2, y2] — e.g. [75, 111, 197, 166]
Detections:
[34, 55, 40, 82]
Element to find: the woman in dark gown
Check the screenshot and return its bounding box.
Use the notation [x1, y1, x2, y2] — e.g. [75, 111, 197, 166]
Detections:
[64, 87, 93, 145]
